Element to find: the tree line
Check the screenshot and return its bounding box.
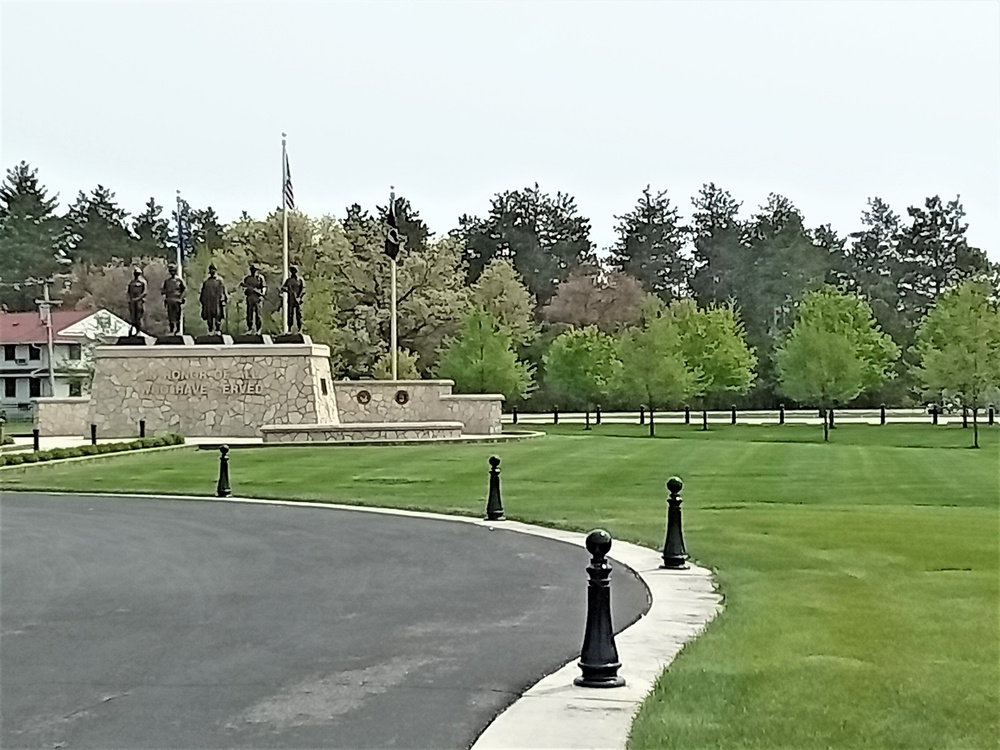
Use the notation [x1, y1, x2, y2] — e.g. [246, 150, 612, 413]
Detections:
[1, 161, 997, 424]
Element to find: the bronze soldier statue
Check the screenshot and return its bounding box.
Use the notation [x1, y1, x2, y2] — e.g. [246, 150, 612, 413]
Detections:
[161, 263, 186, 334]
[280, 265, 305, 332]
[126, 269, 146, 337]
[240, 264, 266, 334]
[200, 264, 227, 334]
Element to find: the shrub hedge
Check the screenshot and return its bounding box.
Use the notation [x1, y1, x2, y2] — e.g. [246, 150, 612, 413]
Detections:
[0, 434, 184, 467]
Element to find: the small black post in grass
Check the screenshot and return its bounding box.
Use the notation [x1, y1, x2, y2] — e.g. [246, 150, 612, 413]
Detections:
[730, 405, 737, 425]
[880, 404, 886, 426]
[585, 410, 591, 430]
[931, 404, 939, 426]
[484, 456, 505, 521]
[512, 406, 518, 425]
[702, 409, 708, 431]
[574, 529, 625, 689]
[684, 405, 690, 425]
[648, 405, 655, 437]
[828, 408, 835, 430]
[661, 476, 689, 569]
[962, 406, 968, 429]
[595, 405, 601, 425]
[639, 406, 645, 425]
[139, 419, 146, 438]
[990, 405, 995, 426]
[216, 445, 232, 498]
[32, 428, 40, 452]
[779, 403, 785, 425]
[553, 407, 559, 425]
[90, 423, 97, 446]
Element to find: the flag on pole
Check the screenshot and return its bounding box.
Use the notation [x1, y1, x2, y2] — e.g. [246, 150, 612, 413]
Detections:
[283, 151, 295, 210]
[384, 196, 403, 260]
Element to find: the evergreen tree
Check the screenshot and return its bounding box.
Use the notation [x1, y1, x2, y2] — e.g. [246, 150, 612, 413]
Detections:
[459, 183, 594, 304]
[61, 185, 135, 266]
[689, 183, 745, 308]
[896, 195, 990, 325]
[131, 197, 171, 262]
[609, 185, 690, 302]
[0, 162, 63, 310]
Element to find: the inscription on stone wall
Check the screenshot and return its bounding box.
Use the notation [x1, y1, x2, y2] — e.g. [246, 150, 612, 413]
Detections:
[141, 368, 265, 397]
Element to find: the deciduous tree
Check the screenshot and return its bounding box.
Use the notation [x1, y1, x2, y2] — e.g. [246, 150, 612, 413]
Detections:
[776, 287, 899, 441]
[470, 257, 537, 350]
[542, 268, 647, 332]
[436, 308, 534, 401]
[543, 326, 622, 420]
[916, 279, 1000, 448]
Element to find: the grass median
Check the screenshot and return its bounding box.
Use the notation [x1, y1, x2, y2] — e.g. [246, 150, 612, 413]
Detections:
[2, 423, 997, 749]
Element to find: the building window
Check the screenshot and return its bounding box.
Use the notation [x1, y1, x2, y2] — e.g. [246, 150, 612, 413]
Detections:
[4, 379, 15, 398]
[69, 379, 83, 397]
[3, 345, 14, 361]
[68, 344, 82, 360]
[28, 346, 41, 361]
[29, 378, 41, 398]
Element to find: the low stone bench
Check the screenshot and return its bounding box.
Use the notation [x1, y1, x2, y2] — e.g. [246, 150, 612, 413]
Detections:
[260, 421, 465, 444]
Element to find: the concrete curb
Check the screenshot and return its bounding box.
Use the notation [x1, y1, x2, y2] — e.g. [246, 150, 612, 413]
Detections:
[19, 491, 724, 750]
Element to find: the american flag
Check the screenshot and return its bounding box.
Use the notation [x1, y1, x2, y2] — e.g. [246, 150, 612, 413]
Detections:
[283, 151, 295, 210]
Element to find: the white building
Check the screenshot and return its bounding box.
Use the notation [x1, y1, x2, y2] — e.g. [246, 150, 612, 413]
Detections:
[0, 309, 131, 417]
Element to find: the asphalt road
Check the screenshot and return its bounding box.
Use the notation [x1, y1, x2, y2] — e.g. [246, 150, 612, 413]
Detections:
[1, 494, 649, 750]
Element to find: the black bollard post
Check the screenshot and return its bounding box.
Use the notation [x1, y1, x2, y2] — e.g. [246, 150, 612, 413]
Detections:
[511, 406, 518, 425]
[962, 405, 968, 429]
[779, 403, 785, 425]
[90, 423, 97, 446]
[216, 445, 232, 498]
[595, 405, 601, 425]
[880, 404, 886, 426]
[484, 456, 505, 521]
[32, 428, 40, 452]
[574, 529, 625, 689]
[684, 405, 690, 425]
[648, 405, 654, 437]
[931, 404, 938, 426]
[639, 406, 645, 425]
[553, 407, 559, 425]
[731, 405, 737, 425]
[139, 419, 146, 438]
[990, 405, 995, 426]
[702, 409, 708, 431]
[585, 410, 591, 430]
[661, 476, 689, 569]
[828, 408, 835, 429]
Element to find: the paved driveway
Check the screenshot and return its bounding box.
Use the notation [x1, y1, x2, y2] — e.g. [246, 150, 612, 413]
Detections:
[1, 494, 649, 749]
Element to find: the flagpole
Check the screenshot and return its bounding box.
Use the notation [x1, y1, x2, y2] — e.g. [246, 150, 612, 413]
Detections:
[175, 189, 184, 335]
[390, 187, 398, 381]
[281, 133, 290, 334]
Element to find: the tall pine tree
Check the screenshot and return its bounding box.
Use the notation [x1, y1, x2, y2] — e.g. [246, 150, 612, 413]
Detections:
[609, 185, 690, 302]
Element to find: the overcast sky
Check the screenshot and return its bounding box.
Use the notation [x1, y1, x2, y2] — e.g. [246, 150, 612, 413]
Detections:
[3, 0, 998, 259]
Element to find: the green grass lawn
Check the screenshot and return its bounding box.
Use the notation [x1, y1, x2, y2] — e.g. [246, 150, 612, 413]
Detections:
[2, 423, 997, 749]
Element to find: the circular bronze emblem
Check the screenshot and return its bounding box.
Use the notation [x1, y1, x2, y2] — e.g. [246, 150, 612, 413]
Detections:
[356, 390, 372, 405]
[394, 390, 409, 405]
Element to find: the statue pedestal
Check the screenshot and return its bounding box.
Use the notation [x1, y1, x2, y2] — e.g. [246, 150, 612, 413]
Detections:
[86, 340, 338, 438]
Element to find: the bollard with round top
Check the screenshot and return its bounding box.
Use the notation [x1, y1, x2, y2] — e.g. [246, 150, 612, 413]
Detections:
[779, 403, 785, 425]
[684, 405, 690, 425]
[595, 405, 601, 425]
[880, 404, 886, 426]
[730, 405, 737, 425]
[32, 428, 40, 452]
[931, 404, 939, 426]
[90, 423, 97, 446]
[661, 476, 689, 569]
[511, 406, 518, 425]
[139, 419, 146, 438]
[639, 406, 645, 425]
[553, 407, 559, 425]
[574, 529, 625, 689]
[484, 456, 505, 521]
[216, 445, 232, 497]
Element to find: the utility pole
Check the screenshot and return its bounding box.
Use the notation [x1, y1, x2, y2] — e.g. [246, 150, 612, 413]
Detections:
[34, 280, 61, 397]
